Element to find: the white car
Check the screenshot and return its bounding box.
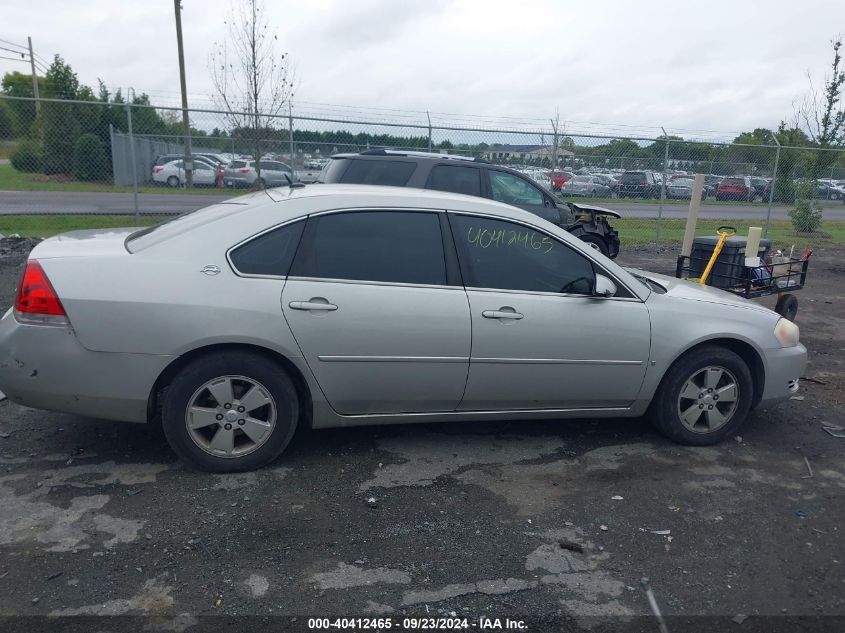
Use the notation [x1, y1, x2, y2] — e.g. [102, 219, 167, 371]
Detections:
[152, 160, 217, 187]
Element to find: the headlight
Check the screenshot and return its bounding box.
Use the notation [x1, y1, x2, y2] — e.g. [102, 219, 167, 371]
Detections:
[774, 318, 800, 347]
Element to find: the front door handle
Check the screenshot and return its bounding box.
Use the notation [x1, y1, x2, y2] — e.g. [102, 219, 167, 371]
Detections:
[289, 298, 338, 312]
[482, 308, 524, 320]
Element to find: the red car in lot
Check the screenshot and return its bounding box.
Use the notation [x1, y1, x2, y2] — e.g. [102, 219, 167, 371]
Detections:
[547, 170, 573, 191]
[716, 176, 755, 202]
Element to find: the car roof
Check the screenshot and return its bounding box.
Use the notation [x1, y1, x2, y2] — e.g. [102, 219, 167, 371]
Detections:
[331, 149, 486, 163]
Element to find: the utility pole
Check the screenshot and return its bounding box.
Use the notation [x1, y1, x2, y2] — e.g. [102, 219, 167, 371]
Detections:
[27, 37, 40, 114]
[173, 0, 193, 188]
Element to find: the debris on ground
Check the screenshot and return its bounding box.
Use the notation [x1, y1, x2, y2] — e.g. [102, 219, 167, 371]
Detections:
[650, 530, 671, 535]
[732, 614, 749, 625]
[790, 395, 805, 401]
[821, 422, 845, 438]
[801, 376, 827, 385]
[599, 524, 608, 531]
[366, 497, 378, 508]
[45, 571, 63, 581]
[796, 511, 808, 518]
[802, 456, 814, 479]
[558, 539, 585, 553]
[611, 495, 624, 500]
[214, 593, 224, 608]
[0, 237, 42, 261]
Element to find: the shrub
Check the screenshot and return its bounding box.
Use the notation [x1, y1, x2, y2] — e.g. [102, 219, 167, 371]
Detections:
[0, 102, 13, 140]
[71, 133, 108, 181]
[9, 140, 43, 173]
[788, 179, 823, 233]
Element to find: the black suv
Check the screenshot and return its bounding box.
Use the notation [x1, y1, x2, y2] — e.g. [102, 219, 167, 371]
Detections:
[318, 150, 621, 258]
[617, 171, 661, 199]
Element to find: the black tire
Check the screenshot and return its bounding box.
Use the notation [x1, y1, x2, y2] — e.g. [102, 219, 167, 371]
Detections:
[576, 233, 609, 256]
[254, 177, 266, 189]
[167, 175, 180, 188]
[650, 345, 753, 446]
[775, 294, 798, 321]
[162, 351, 300, 472]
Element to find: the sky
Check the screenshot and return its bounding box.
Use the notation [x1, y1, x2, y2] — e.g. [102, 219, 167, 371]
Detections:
[1, 0, 844, 139]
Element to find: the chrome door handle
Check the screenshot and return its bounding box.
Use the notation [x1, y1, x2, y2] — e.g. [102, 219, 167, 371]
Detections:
[482, 309, 524, 320]
[289, 299, 338, 311]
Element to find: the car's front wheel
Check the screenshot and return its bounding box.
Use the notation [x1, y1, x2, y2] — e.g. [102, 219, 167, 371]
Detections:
[161, 351, 300, 472]
[651, 346, 752, 445]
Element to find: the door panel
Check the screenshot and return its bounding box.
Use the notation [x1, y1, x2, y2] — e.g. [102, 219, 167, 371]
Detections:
[460, 290, 650, 410]
[282, 280, 470, 414]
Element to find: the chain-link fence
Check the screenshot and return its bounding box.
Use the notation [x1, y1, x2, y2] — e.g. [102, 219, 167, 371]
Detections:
[1, 94, 844, 245]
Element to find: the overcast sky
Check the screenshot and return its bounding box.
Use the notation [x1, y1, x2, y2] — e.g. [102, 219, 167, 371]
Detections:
[2, 0, 844, 138]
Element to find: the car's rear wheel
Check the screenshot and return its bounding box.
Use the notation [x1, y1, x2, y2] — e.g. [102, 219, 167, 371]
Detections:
[161, 351, 299, 472]
[254, 177, 266, 189]
[167, 175, 180, 188]
[650, 346, 752, 445]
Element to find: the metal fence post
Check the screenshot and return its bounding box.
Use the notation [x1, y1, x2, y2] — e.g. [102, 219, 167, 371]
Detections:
[288, 102, 295, 169]
[125, 102, 140, 225]
[656, 129, 669, 241]
[764, 138, 780, 238]
[426, 111, 432, 152]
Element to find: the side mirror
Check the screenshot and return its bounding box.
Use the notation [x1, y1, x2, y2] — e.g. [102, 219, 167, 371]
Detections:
[594, 274, 617, 298]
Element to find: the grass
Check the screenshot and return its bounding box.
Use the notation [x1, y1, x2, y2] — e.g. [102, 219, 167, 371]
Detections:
[615, 218, 845, 249]
[2, 215, 843, 248]
[0, 215, 159, 237]
[0, 164, 236, 195]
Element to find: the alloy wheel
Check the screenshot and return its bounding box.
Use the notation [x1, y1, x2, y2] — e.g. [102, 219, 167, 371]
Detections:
[185, 375, 277, 457]
[676, 366, 739, 433]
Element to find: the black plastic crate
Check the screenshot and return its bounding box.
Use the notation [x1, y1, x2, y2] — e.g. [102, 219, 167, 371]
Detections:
[689, 236, 771, 289]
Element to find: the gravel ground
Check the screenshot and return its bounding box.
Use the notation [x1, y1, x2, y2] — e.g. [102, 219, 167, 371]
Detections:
[0, 239, 843, 633]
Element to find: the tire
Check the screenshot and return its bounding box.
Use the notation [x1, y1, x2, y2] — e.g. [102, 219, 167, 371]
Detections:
[167, 175, 180, 188]
[576, 233, 609, 257]
[650, 346, 753, 446]
[254, 177, 266, 189]
[775, 294, 798, 321]
[161, 351, 300, 472]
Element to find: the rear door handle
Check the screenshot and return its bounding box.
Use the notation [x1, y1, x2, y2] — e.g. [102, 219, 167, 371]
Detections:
[289, 299, 338, 311]
[482, 308, 524, 320]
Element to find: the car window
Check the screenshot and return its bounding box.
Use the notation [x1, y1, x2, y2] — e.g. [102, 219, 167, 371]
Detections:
[316, 158, 349, 183]
[291, 211, 447, 285]
[426, 165, 482, 197]
[621, 172, 645, 183]
[338, 159, 416, 186]
[195, 162, 213, 171]
[229, 160, 246, 169]
[722, 178, 745, 186]
[229, 220, 306, 276]
[487, 171, 544, 206]
[451, 214, 595, 295]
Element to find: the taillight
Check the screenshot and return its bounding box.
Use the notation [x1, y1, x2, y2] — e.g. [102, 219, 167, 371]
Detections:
[15, 260, 67, 320]
[239, 168, 250, 173]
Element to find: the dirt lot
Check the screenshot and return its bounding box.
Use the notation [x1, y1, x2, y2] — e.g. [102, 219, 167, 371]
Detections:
[0, 238, 843, 633]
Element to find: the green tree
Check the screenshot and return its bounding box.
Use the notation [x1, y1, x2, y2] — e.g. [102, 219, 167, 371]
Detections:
[72, 132, 108, 181]
[0, 100, 14, 139]
[10, 139, 43, 172]
[0, 70, 46, 137]
[41, 55, 82, 174]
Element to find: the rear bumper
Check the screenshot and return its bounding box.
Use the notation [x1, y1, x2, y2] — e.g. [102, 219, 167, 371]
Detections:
[0, 309, 174, 423]
[760, 343, 808, 405]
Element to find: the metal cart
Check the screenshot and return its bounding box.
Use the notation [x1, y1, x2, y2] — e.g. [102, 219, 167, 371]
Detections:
[675, 251, 811, 320]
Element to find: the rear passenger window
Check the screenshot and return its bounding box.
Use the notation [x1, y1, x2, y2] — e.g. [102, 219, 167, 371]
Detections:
[229, 160, 246, 169]
[426, 165, 482, 197]
[291, 211, 446, 285]
[229, 220, 305, 276]
[339, 160, 416, 186]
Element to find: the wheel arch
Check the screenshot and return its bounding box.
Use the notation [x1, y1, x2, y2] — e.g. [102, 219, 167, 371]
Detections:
[147, 343, 313, 428]
[654, 337, 765, 409]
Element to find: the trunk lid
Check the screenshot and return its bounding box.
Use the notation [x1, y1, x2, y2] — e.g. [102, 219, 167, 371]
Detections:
[28, 228, 137, 260]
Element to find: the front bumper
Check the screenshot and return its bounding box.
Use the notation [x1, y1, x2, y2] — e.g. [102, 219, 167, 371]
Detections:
[0, 309, 174, 423]
[760, 343, 808, 405]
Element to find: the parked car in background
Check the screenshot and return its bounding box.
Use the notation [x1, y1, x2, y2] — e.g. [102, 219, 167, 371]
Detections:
[0, 185, 807, 472]
[666, 178, 706, 200]
[618, 171, 661, 198]
[814, 181, 845, 200]
[224, 159, 294, 188]
[547, 170, 574, 190]
[318, 150, 621, 258]
[559, 175, 612, 198]
[750, 177, 769, 199]
[153, 154, 221, 169]
[152, 160, 217, 187]
[715, 177, 754, 202]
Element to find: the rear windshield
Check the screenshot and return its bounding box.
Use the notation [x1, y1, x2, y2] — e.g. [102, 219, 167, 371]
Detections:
[722, 178, 745, 185]
[337, 159, 416, 186]
[316, 158, 348, 183]
[621, 172, 646, 183]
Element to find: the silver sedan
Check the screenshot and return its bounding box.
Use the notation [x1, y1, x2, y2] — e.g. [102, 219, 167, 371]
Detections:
[0, 185, 807, 472]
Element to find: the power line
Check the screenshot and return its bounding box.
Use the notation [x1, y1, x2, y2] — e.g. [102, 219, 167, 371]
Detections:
[0, 37, 27, 51]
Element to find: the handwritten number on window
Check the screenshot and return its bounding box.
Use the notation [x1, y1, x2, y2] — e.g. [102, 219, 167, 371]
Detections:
[466, 226, 552, 254]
